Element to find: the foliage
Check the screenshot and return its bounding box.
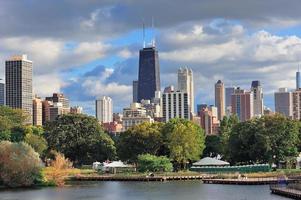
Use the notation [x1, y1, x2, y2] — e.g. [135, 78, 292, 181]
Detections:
[117, 122, 164, 162]
[163, 118, 205, 169]
[25, 133, 47, 156]
[137, 154, 173, 172]
[45, 114, 116, 165]
[0, 141, 42, 188]
[228, 114, 299, 165]
[203, 135, 222, 158]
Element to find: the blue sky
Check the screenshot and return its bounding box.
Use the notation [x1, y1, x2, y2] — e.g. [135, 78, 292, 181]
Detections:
[1, 0, 301, 115]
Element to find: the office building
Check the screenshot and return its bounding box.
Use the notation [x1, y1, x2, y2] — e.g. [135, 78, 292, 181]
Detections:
[70, 106, 83, 114]
[96, 96, 113, 123]
[251, 81, 264, 117]
[162, 86, 190, 122]
[231, 88, 254, 122]
[0, 82, 5, 105]
[122, 103, 154, 131]
[33, 97, 42, 126]
[45, 93, 70, 114]
[297, 69, 301, 90]
[215, 80, 225, 120]
[49, 102, 63, 122]
[292, 89, 301, 120]
[42, 100, 52, 124]
[275, 88, 293, 118]
[5, 55, 33, 124]
[133, 80, 138, 103]
[199, 106, 220, 135]
[137, 46, 160, 102]
[178, 67, 194, 114]
[225, 87, 235, 107]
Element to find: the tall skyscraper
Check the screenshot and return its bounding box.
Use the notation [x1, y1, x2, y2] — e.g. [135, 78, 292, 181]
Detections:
[297, 68, 301, 89]
[274, 88, 292, 118]
[0, 82, 5, 106]
[215, 80, 225, 120]
[33, 97, 42, 126]
[96, 96, 113, 123]
[5, 55, 33, 124]
[133, 80, 138, 103]
[137, 46, 160, 102]
[231, 88, 254, 122]
[251, 80, 264, 116]
[225, 87, 235, 108]
[178, 67, 194, 114]
[162, 86, 190, 122]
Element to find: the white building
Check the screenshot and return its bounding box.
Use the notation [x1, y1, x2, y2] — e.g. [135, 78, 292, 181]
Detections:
[178, 67, 194, 114]
[251, 81, 264, 117]
[274, 88, 293, 119]
[96, 96, 113, 123]
[162, 86, 190, 122]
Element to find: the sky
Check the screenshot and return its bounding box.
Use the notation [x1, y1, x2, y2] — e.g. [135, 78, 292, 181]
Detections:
[1, 0, 301, 115]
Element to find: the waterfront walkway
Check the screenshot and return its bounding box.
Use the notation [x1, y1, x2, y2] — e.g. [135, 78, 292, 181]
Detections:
[270, 186, 301, 199]
[202, 177, 301, 185]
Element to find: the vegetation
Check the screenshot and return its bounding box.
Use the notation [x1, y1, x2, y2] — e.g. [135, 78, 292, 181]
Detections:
[0, 141, 42, 188]
[137, 154, 173, 172]
[203, 135, 222, 157]
[45, 114, 116, 165]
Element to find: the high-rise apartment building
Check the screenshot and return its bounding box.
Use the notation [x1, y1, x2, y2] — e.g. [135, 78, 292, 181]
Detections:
[133, 80, 138, 103]
[199, 106, 220, 135]
[45, 93, 70, 114]
[70, 106, 83, 114]
[33, 97, 42, 126]
[96, 96, 113, 123]
[5, 55, 33, 124]
[0, 82, 5, 105]
[251, 81, 264, 117]
[274, 88, 293, 118]
[137, 46, 160, 102]
[162, 87, 190, 122]
[225, 87, 235, 108]
[231, 88, 254, 122]
[292, 89, 301, 120]
[215, 80, 225, 120]
[178, 67, 194, 114]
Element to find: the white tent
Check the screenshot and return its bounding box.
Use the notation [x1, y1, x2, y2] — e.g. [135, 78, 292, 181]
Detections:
[104, 161, 129, 168]
[192, 157, 230, 166]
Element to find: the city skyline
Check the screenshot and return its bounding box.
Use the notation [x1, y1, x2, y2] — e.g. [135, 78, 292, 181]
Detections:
[2, 1, 301, 114]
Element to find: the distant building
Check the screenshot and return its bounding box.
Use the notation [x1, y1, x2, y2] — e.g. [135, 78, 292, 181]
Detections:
[5, 55, 33, 124]
[162, 86, 190, 122]
[0, 82, 5, 106]
[49, 102, 63, 122]
[274, 88, 293, 118]
[133, 80, 138, 103]
[45, 93, 70, 114]
[178, 67, 194, 114]
[231, 88, 254, 122]
[122, 103, 154, 131]
[292, 89, 301, 120]
[113, 113, 123, 123]
[137, 46, 160, 102]
[102, 122, 123, 135]
[42, 100, 52, 124]
[297, 69, 301, 89]
[32, 97, 42, 126]
[141, 99, 161, 118]
[70, 106, 83, 114]
[225, 87, 235, 108]
[197, 104, 208, 116]
[215, 80, 225, 120]
[199, 106, 220, 135]
[96, 96, 113, 123]
[251, 81, 264, 117]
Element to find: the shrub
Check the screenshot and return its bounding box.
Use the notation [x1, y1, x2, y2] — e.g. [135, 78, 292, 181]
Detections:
[0, 141, 42, 188]
[137, 154, 173, 173]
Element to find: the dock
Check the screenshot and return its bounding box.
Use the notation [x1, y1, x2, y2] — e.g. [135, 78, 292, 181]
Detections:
[270, 186, 301, 199]
[202, 178, 301, 185]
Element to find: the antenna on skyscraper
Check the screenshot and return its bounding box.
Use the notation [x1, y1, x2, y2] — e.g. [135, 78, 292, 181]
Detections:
[143, 20, 146, 48]
[151, 17, 156, 47]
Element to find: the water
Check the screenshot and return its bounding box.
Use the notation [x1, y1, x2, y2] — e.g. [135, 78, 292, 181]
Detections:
[0, 181, 288, 200]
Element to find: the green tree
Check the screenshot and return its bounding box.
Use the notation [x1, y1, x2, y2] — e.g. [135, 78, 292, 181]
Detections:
[203, 135, 222, 158]
[117, 122, 164, 162]
[164, 118, 205, 169]
[137, 154, 173, 172]
[45, 114, 116, 165]
[25, 134, 47, 156]
[0, 141, 42, 188]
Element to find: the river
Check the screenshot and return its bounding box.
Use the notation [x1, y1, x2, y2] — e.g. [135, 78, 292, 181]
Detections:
[0, 181, 288, 200]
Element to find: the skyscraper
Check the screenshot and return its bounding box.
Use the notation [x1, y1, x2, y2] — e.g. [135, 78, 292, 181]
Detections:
[96, 96, 113, 123]
[292, 89, 301, 120]
[215, 80, 225, 120]
[231, 88, 254, 122]
[133, 80, 138, 103]
[33, 97, 42, 126]
[274, 88, 292, 118]
[0, 82, 5, 106]
[178, 67, 194, 114]
[225, 87, 235, 108]
[297, 68, 301, 89]
[251, 81, 264, 116]
[5, 55, 33, 124]
[137, 46, 160, 102]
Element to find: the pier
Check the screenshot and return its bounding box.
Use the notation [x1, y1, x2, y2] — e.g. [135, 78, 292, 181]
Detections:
[202, 178, 301, 185]
[270, 186, 301, 199]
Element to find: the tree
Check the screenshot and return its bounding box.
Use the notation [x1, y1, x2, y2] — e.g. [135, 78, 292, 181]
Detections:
[45, 114, 116, 165]
[117, 122, 164, 162]
[137, 154, 173, 172]
[163, 118, 205, 169]
[25, 134, 47, 156]
[0, 141, 42, 188]
[203, 135, 222, 158]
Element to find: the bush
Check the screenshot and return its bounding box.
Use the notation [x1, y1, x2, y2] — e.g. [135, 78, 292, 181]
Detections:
[137, 154, 173, 173]
[0, 141, 42, 188]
